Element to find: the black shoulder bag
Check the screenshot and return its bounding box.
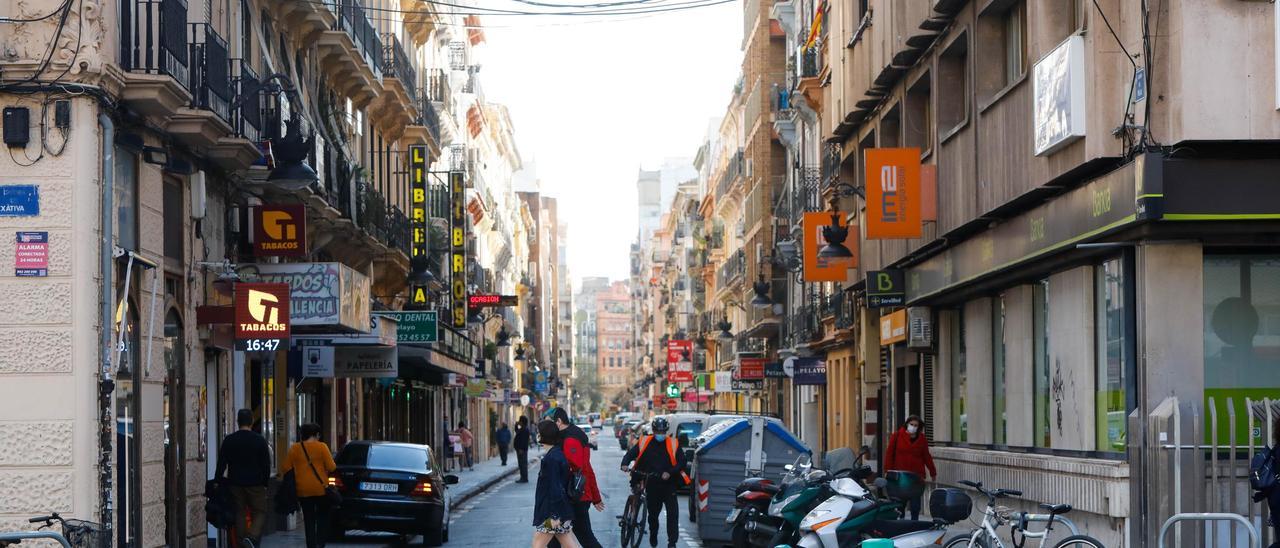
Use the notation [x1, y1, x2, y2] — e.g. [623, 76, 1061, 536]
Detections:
[304, 442, 343, 506]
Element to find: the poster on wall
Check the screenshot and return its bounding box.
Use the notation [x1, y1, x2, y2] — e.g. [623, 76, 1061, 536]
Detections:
[864, 148, 922, 240]
[666, 339, 694, 382]
[14, 231, 48, 277]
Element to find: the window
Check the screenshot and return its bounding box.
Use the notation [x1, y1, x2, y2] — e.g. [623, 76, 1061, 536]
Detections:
[904, 72, 932, 152]
[1002, 2, 1027, 86]
[880, 104, 901, 148]
[1095, 257, 1134, 452]
[1203, 255, 1280, 445]
[1033, 278, 1052, 448]
[936, 32, 969, 136]
[162, 181, 184, 261]
[992, 294, 1007, 445]
[951, 309, 967, 442]
[113, 145, 138, 251]
[1071, 0, 1087, 31]
[240, 0, 252, 59]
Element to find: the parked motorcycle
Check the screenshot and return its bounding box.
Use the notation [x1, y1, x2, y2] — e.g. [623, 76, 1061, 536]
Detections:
[789, 471, 972, 547]
[740, 448, 869, 547]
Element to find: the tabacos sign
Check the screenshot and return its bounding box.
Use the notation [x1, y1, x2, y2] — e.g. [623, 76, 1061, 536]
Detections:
[254, 204, 306, 257]
[865, 148, 922, 240]
[235, 283, 291, 350]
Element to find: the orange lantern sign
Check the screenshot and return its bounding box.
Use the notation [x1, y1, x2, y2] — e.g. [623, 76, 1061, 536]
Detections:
[865, 148, 922, 239]
[802, 211, 856, 282]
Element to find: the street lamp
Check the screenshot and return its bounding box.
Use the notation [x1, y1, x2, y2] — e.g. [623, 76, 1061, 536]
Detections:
[750, 279, 772, 308]
[818, 184, 864, 259]
[233, 72, 319, 190]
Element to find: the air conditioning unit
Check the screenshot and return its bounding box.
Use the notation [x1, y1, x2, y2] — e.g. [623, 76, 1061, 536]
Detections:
[907, 306, 934, 351]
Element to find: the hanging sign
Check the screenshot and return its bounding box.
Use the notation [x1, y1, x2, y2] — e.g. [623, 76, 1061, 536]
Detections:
[409, 145, 429, 306]
[792, 358, 828, 385]
[253, 204, 307, 257]
[1033, 35, 1087, 156]
[234, 283, 291, 351]
[866, 269, 906, 308]
[865, 148, 922, 240]
[450, 171, 467, 328]
[468, 294, 518, 308]
[667, 339, 694, 382]
[14, 231, 48, 277]
[802, 212, 856, 282]
[713, 371, 736, 393]
[880, 309, 908, 345]
[382, 310, 439, 343]
[738, 357, 766, 380]
[302, 346, 335, 377]
[465, 379, 487, 397]
[764, 361, 786, 379]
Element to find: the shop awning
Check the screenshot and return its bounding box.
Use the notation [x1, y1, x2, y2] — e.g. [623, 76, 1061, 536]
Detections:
[399, 343, 476, 378]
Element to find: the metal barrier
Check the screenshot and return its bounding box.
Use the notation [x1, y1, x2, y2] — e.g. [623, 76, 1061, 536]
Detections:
[1158, 513, 1259, 548]
[0, 531, 73, 547]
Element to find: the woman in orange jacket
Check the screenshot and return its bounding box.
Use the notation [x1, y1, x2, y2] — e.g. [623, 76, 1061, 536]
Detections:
[281, 423, 337, 548]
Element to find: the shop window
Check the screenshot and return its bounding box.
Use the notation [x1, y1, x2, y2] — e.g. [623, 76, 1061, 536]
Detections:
[1033, 278, 1052, 448]
[936, 32, 969, 138]
[992, 293, 1007, 445]
[1204, 255, 1280, 445]
[951, 309, 968, 442]
[1095, 256, 1135, 453]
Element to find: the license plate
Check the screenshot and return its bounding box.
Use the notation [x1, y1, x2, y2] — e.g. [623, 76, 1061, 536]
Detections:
[725, 509, 740, 524]
[360, 482, 399, 493]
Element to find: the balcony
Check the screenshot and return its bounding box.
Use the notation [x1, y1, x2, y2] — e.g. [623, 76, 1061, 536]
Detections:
[715, 149, 745, 202]
[401, 0, 443, 46]
[205, 59, 265, 170]
[716, 249, 746, 292]
[371, 33, 417, 138]
[317, 0, 384, 108]
[113, 0, 192, 121]
[403, 93, 442, 156]
[771, 85, 798, 146]
[166, 23, 233, 150]
[797, 43, 827, 111]
[274, 0, 338, 44]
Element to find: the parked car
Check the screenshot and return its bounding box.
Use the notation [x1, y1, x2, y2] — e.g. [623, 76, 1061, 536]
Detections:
[329, 441, 459, 546]
[617, 419, 641, 450]
[575, 422, 599, 447]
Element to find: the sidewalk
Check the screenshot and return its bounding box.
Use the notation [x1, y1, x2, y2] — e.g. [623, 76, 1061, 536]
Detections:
[261, 450, 540, 545]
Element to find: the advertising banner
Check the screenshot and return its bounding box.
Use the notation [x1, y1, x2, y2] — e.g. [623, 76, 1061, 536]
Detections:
[237, 262, 371, 331]
[450, 171, 468, 328]
[738, 357, 766, 380]
[666, 339, 694, 382]
[409, 145, 429, 307]
[802, 212, 856, 282]
[334, 347, 398, 378]
[865, 148, 922, 240]
[253, 204, 306, 257]
[465, 379, 487, 397]
[234, 283, 291, 351]
[713, 371, 736, 393]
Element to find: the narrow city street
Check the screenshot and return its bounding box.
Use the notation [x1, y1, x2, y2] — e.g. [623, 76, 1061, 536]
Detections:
[309, 444, 704, 548]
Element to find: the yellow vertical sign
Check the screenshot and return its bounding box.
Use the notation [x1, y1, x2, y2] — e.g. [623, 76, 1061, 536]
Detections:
[450, 171, 467, 327]
[409, 145, 428, 306]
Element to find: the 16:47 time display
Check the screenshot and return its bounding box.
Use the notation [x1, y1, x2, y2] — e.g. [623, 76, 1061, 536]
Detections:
[237, 338, 282, 352]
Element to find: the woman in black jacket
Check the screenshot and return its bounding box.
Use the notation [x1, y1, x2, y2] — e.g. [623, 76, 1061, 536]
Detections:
[532, 420, 581, 548]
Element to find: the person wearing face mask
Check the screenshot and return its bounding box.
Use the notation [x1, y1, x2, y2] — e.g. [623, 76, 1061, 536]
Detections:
[620, 417, 688, 548]
[883, 415, 937, 520]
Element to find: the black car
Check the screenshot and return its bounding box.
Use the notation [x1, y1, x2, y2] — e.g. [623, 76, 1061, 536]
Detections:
[330, 441, 459, 545]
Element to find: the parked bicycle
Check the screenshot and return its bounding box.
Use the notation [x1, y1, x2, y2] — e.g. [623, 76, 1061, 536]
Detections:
[943, 480, 1104, 548]
[0, 513, 104, 548]
[618, 471, 663, 548]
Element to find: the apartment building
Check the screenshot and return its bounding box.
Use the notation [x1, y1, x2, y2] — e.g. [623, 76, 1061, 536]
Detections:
[597, 281, 634, 405]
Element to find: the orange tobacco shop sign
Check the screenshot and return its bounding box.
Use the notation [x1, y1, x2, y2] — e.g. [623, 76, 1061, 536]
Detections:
[254, 204, 306, 257]
[235, 283, 291, 351]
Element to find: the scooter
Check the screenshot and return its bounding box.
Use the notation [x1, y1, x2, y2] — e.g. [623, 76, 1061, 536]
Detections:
[791, 472, 967, 547]
[742, 448, 868, 547]
[725, 475, 782, 546]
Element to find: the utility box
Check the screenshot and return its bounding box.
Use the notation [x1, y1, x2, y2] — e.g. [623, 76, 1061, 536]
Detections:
[691, 416, 809, 544]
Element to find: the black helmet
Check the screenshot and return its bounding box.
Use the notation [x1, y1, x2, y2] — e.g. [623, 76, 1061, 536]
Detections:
[651, 417, 669, 433]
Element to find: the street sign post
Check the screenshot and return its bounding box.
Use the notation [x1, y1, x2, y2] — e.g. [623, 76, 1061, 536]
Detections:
[664, 398, 678, 411]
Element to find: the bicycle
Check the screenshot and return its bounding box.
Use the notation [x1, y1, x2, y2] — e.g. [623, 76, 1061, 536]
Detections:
[943, 480, 1105, 548]
[618, 470, 663, 548]
[0, 513, 105, 548]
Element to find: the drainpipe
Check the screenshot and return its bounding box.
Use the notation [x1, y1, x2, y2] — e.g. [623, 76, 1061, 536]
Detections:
[97, 112, 115, 538]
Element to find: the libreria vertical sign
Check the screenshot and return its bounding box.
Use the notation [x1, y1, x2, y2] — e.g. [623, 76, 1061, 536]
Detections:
[450, 171, 467, 328]
[409, 145, 429, 307]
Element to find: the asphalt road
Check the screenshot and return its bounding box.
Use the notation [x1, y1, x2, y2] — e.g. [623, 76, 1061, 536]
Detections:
[323, 440, 708, 547]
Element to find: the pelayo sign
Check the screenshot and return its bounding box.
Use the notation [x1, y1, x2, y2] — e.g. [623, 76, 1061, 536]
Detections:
[334, 347, 397, 378]
[237, 262, 371, 331]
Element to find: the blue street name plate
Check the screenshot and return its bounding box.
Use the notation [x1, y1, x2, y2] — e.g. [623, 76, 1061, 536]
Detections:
[0, 185, 39, 217]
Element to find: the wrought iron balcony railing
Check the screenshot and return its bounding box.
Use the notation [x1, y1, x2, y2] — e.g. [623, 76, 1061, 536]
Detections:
[188, 23, 231, 123]
[231, 59, 261, 142]
[382, 33, 418, 104]
[716, 249, 746, 290]
[416, 95, 441, 144]
[427, 68, 451, 105]
[335, 0, 383, 78]
[121, 0, 190, 86]
[801, 47, 820, 78]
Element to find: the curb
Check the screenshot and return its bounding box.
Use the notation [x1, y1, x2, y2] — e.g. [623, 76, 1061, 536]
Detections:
[452, 456, 541, 506]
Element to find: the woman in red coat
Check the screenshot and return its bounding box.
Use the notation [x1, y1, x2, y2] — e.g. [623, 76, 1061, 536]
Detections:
[883, 415, 936, 520]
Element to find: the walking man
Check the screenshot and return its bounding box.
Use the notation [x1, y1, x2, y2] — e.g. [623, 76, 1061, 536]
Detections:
[514, 415, 531, 482]
[215, 409, 271, 548]
[621, 417, 688, 548]
[547, 408, 603, 548]
[496, 422, 513, 466]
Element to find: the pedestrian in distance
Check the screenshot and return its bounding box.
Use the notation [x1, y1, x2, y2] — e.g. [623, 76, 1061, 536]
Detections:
[514, 415, 532, 483]
[546, 408, 604, 548]
[280, 423, 338, 548]
[215, 409, 271, 548]
[621, 417, 689, 548]
[455, 422, 475, 471]
[883, 414, 937, 521]
[531, 419, 582, 548]
[497, 422, 513, 466]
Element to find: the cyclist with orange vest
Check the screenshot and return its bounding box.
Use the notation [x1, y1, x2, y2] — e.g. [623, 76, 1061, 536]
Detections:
[620, 417, 689, 548]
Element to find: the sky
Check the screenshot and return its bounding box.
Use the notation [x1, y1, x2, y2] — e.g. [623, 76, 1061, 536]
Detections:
[478, 1, 744, 287]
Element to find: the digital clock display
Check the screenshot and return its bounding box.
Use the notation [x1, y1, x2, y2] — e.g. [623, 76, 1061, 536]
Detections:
[236, 338, 283, 352]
